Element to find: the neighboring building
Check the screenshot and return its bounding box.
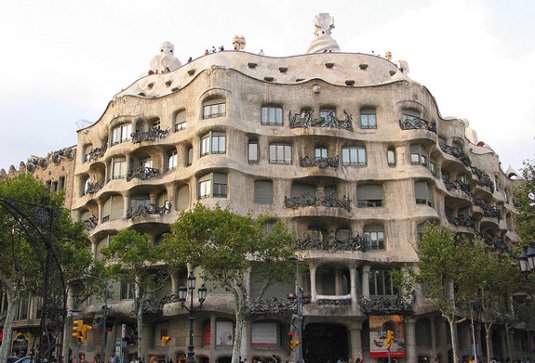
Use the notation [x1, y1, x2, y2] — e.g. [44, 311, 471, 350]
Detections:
[1, 13, 532, 363]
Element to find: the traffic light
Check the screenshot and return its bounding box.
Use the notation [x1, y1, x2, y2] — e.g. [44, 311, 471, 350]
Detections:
[161, 335, 171, 347]
[288, 339, 300, 351]
[81, 324, 93, 344]
[385, 329, 394, 349]
[72, 320, 83, 342]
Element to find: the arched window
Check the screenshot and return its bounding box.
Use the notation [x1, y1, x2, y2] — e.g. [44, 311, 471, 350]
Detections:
[203, 98, 226, 119]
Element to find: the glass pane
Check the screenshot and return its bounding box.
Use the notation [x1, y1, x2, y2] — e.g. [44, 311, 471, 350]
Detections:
[269, 145, 276, 163]
[342, 148, 350, 164]
[358, 148, 366, 164]
[277, 145, 284, 162]
[248, 142, 258, 162]
[276, 108, 283, 125]
[350, 147, 357, 163]
[284, 146, 291, 163]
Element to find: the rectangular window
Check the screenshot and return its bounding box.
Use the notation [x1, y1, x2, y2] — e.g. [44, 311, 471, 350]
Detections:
[211, 132, 226, 154]
[198, 173, 227, 199]
[201, 135, 210, 156]
[410, 144, 427, 166]
[111, 124, 132, 145]
[415, 181, 433, 207]
[168, 150, 177, 170]
[254, 180, 273, 205]
[248, 140, 259, 163]
[387, 149, 396, 166]
[364, 230, 385, 250]
[315, 147, 328, 159]
[199, 179, 211, 198]
[342, 146, 366, 166]
[369, 269, 396, 296]
[112, 157, 126, 179]
[269, 144, 292, 164]
[203, 102, 226, 119]
[360, 112, 377, 129]
[175, 121, 186, 132]
[120, 281, 135, 300]
[187, 147, 193, 166]
[429, 160, 437, 175]
[261, 106, 283, 126]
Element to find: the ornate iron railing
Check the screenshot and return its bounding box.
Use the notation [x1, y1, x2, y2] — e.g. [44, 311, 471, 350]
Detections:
[359, 295, 414, 315]
[447, 214, 475, 228]
[82, 215, 98, 230]
[285, 192, 351, 211]
[299, 155, 339, 168]
[296, 232, 365, 252]
[399, 116, 437, 133]
[143, 294, 180, 315]
[127, 202, 171, 219]
[317, 298, 352, 306]
[289, 110, 353, 131]
[84, 145, 107, 162]
[477, 232, 509, 252]
[442, 176, 473, 197]
[127, 166, 161, 181]
[483, 206, 501, 220]
[131, 128, 169, 144]
[439, 142, 471, 167]
[84, 181, 103, 195]
[470, 166, 495, 192]
[248, 297, 297, 316]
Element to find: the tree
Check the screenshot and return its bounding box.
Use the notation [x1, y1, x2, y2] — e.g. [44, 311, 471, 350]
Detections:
[513, 157, 535, 245]
[101, 229, 163, 359]
[161, 204, 295, 363]
[0, 174, 92, 362]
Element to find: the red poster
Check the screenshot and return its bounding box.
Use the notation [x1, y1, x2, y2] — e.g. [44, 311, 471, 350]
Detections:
[369, 315, 406, 358]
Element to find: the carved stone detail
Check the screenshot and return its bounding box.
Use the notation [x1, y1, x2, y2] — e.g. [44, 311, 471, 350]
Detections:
[399, 116, 436, 133]
[439, 142, 471, 167]
[127, 201, 171, 219]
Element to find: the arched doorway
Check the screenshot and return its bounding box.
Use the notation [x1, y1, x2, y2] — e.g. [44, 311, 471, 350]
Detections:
[303, 323, 348, 363]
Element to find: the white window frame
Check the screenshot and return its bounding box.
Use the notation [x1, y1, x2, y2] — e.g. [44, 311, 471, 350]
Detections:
[261, 106, 283, 126]
[111, 157, 126, 179]
[203, 101, 226, 119]
[269, 144, 292, 165]
[360, 111, 377, 129]
[168, 150, 178, 170]
[342, 146, 366, 166]
[111, 123, 132, 145]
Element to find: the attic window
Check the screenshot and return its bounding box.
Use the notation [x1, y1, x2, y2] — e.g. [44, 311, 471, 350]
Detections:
[279, 67, 288, 73]
[295, 78, 305, 82]
[345, 80, 355, 86]
[359, 64, 368, 70]
[165, 80, 172, 87]
[389, 70, 396, 76]
[138, 92, 146, 97]
[171, 87, 179, 92]
[264, 76, 274, 82]
[325, 63, 335, 69]
[248, 63, 257, 69]
[187, 69, 195, 76]
[147, 83, 154, 90]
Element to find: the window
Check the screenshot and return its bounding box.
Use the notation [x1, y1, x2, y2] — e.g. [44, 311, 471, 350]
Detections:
[203, 99, 226, 119]
[120, 281, 135, 300]
[111, 123, 132, 145]
[167, 150, 177, 170]
[315, 146, 328, 159]
[269, 144, 292, 164]
[342, 146, 366, 166]
[141, 158, 152, 168]
[415, 181, 433, 207]
[174, 110, 186, 132]
[458, 174, 467, 184]
[261, 106, 283, 126]
[254, 180, 273, 205]
[387, 148, 396, 167]
[357, 184, 384, 207]
[410, 144, 427, 166]
[83, 178, 91, 195]
[198, 173, 227, 199]
[369, 269, 397, 296]
[186, 146, 193, 166]
[364, 225, 385, 250]
[112, 157, 126, 179]
[201, 132, 226, 156]
[429, 159, 437, 176]
[319, 108, 335, 122]
[360, 110, 377, 129]
[248, 139, 259, 163]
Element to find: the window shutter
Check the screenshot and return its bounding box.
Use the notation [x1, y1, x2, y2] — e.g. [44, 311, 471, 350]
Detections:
[291, 184, 315, 198]
[357, 184, 384, 201]
[415, 181, 428, 200]
[254, 181, 273, 205]
[177, 185, 190, 210]
[110, 195, 124, 220]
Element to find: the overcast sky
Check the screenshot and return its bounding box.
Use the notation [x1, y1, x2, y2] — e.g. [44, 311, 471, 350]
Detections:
[0, 0, 534, 172]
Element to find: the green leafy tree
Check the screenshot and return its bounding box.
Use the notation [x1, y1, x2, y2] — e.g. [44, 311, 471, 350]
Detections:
[0, 174, 91, 362]
[161, 204, 295, 363]
[513, 157, 535, 245]
[101, 229, 163, 359]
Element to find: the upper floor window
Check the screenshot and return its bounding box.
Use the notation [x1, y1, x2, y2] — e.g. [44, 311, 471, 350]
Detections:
[261, 106, 283, 126]
[315, 146, 328, 159]
[201, 132, 226, 156]
[357, 184, 384, 208]
[429, 159, 438, 176]
[112, 157, 126, 179]
[410, 144, 427, 166]
[269, 144, 292, 164]
[369, 269, 398, 296]
[364, 225, 385, 250]
[248, 139, 259, 163]
[174, 110, 187, 132]
[387, 148, 396, 167]
[203, 99, 226, 119]
[415, 181, 433, 207]
[198, 172, 227, 199]
[402, 110, 420, 122]
[360, 109, 377, 129]
[186, 146, 193, 166]
[254, 180, 273, 205]
[120, 281, 135, 300]
[111, 123, 132, 145]
[167, 150, 178, 171]
[342, 146, 366, 166]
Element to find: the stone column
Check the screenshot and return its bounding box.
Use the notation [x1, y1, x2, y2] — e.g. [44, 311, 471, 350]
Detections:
[362, 265, 370, 297]
[210, 314, 217, 359]
[169, 270, 180, 295]
[349, 266, 358, 305]
[123, 194, 131, 218]
[348, 324, 363, 361]
[97, 199, 103, 223]
[309, 264, 317, 302]
[405, 317, 417, 363]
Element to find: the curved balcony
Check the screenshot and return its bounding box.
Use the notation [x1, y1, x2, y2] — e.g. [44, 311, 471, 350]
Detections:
[127, 166, 161, 182]
[470, 166, 495, 193]
[446, 214, 475, 229]
[477, 232, 510, 253]
[296, 231, 365, 252]
[439, 142, 471, 168]
[284, 192, 351, 212]
[131, 128, 169, 144]
[442, 176, 473, 199]
[83, 145, 107, 163]
[127, 202, 172, 219]
[299, 155, 339, 169]
[399, 116, 437, 134]
[289, 110, 353, 131]
[82, 215, 98, 231]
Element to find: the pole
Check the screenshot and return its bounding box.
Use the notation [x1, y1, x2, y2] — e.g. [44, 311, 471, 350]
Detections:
[100, 286, 108, 363]
[297, 288, 303, 363]
[186, 286, 195, 363]
[470, 306, 478, 363]
[165, 344, 169, 363]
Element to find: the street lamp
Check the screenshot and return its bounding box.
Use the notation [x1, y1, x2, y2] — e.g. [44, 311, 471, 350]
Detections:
[519, 245, 535, 274]
[287, 256, 309, 363]
[178, 271, 207, 363]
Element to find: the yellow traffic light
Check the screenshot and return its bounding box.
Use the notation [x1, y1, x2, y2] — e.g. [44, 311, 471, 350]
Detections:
[161, 335, 172, 347]
[288, 339, 300, 351]
[385, 329, 394, 349]
[72, 320, 83, 342]
[81, 324, 93, 344]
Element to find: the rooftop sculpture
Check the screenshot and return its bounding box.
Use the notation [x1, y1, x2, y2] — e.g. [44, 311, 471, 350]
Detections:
[149, 41, 182, 74]
[307, 13, 341, 54]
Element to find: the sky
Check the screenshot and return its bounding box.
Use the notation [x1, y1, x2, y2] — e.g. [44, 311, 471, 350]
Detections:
[0, 0, 534, 172]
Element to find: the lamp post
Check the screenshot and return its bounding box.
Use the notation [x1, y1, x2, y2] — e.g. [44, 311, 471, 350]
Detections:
[519, 245, 535, 275]
[287, 256, 308, 363]
[178, 271, 207, 363]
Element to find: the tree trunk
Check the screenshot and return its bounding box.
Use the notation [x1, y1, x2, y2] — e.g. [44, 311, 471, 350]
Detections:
[484, 322, 493, 363]
[504, 323, 512, 362]
[0, 282, 20, 363]
[231, 293, 246, 363]
[445, 315, 459, 363]
[137, 293, 145, 361]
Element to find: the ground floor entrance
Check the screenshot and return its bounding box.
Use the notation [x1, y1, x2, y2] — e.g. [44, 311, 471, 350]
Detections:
[303, 323, 348, 363]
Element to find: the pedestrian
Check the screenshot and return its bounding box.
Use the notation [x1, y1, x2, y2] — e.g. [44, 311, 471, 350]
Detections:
[204, 49, 209, 56]
[272, 355, 278, 363]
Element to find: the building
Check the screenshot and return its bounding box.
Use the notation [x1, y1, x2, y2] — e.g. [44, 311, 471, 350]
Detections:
[1, 13, 532, 363]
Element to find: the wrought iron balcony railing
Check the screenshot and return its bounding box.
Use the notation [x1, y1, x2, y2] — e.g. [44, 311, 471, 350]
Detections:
[296, 231, 365, 252]
[289, 110, 353, 131]
[84, 145, 107, 162]
[285, 192, 351, 211]
[249, 297, 297, 316]
[470, 166, 495, 193]
[447, 214, 475, 228]
[442, 176, 473, 197]
[84, 181, 103, 195]
[131, 128, 169, 144]
[359, 295, 414, 315]
[299, 155, 339, 168]
[82, 215, 98, 230]
[127, 201, 172, 219]
[439, 142, 472, 167]
[127, 166, 161, 181]
[399, 116, 437, 133]
[477, 232, 509, 252]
